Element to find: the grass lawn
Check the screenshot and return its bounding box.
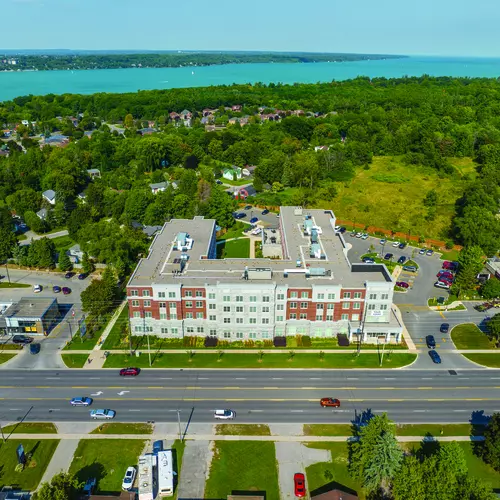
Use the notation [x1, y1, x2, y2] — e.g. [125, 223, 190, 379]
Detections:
[102, 305, 131, 350]
[2, 423, 57, 434]
[0, 439, 59, 490]
[460, 442, 500, 490]
[103, 352, 417, 369]
[360, 253, 397, 273]
[440, 249, 460, 261]
[17, 234, 27, 241]
[395, 423, 485, 437]
[304, 424, 353, 437]
[217, 221, 246, 240]
[215, 424, 271, 436]
[305, 442, 365, 499]
[0, 282, 30, 288]
[0, 353, 16, 364]
[64, 318, 109, 351]
[462, 353, 500, 368]
[61, 353, 89, 368]
[205, 441, 279, 500]
[69, 439, 145, 494]
[451, 323, 493, 349]
[217, 238, 250, 258]
[50, 234, 75, 252]
[90, 423, 153, 435]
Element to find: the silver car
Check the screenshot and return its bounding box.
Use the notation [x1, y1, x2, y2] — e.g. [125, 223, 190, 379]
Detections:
[90, 409, 115, 420]
[214, 409, 235, 420]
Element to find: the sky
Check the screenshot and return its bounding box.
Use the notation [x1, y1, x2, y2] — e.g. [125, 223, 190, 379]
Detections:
[2, 0, 500, 57]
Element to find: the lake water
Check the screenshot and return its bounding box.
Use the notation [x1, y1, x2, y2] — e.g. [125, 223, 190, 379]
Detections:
[0, 56, 500, 101]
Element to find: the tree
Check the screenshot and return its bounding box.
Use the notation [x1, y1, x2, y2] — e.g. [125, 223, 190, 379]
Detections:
[81, 252, 95, 274]
[32, 471, 80, 500]
[81, 278, 115, 318]
[124, 113, 134, 128]
[204, 186, 236, 229]
[392, 455, 426, 500]
[481, 278, 500, 299]
[456, 206, 500, 257]
[452, 246, 484, 296]
[487, 314, 500, 342]
[58, 250, 72, 272]
[480, 412, 500, 470]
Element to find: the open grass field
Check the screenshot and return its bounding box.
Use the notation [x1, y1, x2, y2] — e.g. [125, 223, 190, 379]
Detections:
[2, 423, 57, 434]
[459, 442, 500, 491]
[0, 439, 59, 490]
[0, 353, 15, 364]
[215, 424, 271, 436]
[103, 352, 416, 369]
[61, 353, 89, 368]
[69, 439, 145, 494]
[462, 353, 500, 368]
[90, 423, 153, 434]
[205, 441, 279, 500]
[451, 323, 493, 349]
[217, 238, 250, 258]
[217, 221, 247, 240]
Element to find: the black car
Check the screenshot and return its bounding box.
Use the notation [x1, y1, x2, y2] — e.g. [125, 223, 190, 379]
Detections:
[397, 256, 407, 265]
[440, 323, 450, 334]
[398, 242, 407, 249]
[429, 350, 442, 364]
[215, 179, 223, 185]
[12, 335, 34, 345]
[426, 335, 436, 349]
[339, 227, 347, 233]
[30, 343, 41, 355]
[261, 209, 270, 215]
[78, 273, 88, 280]
[244, 205, 252, 210]
[65, 272, 74, 279]
[362, 257, 375, 264]
[384, 253, 393, 260]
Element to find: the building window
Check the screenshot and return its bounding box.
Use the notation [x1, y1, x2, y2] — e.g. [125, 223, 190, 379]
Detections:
[277, 293, 285, 300]
[262, 331, 270, 338]
[262, 306, 270, 313]
[236, 306, 243, 313]
[168, 292, 176, 298]
[161, 327, 168, 334]
[353, 302, 361, 310]
[341, 314, 349, 320]
[262, 296, 269, 302]
[380, 304, 388, 310]
[170, 313, 177, 320]
[143, 290, 151, 297]
[209, 315, 216, 321]
[209, 303, 216, 310]
[236, 295, 243, 302]
[249, 306, 257, 313]
[169, 302, 176, 309]
[195, 301, 203, 308]
[290, 302, 297, 309]
[185, 290, 192, 297]
[343, 292, 351, 299]
[352, 314, 360, 321]
[196, 312, 203, 319]
[328, 293, 335, 300]
[133, 311, 141, 318]
[369, 293, 377, 300]
[236, 318, 243, 324]
[250, 296, 257, 302]
[159, 302, 166, 308]
[185, 301, 193, 308]
[210, 329, 217, 336]
[131, 300, 139, 307]
[249, 332, 257, 339]
[354, 292, 362, 299]
[223, 295, 230, 302]
[277, 304, 284, 311]
[262, 318, 269, 324]
[145, 311, 152, 318]
[249, 318, 257, 324]
[301, 291, 309, 299]
[185, 312, 193, 319]
[134, 326, 142, 332]
[208, 293, 216, 300]
[196, 290, 203, 297]
[276, 316, 284, 322]
[327, 303, 334, 310]
[158, 291, 166, 298]
[160, 313, 167, 320]
[187, 327, 194, 333]
[368, 304, 376, 310]
[316, 314, 323, 321]
[143, 300, 151, 307]
[381, 293, 389, 300]
[290, 291, 298, 298]
[316, 303, 324, 310]
[223, 306, 231, 312]
[224, 318, 231, 324]
[171, 328, 178, 335]
[197, 327, 204, 333]
[290, 313, 297, 319]
[300, 302, 308, 309]
[342, 302, 350, 309]
[326, 314, 333, 320]
[317, 293, 325, 300]
[224, 331, 231, 338]
[130, 290, 138, 297]
[299, 313, 307, 320]
[236, 332, 243, 339]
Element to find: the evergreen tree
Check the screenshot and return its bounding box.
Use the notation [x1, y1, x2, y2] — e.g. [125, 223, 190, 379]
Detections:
[81, 252, 95, 274]
[58, 250, 72, 272]
[480, 412, 500, 471]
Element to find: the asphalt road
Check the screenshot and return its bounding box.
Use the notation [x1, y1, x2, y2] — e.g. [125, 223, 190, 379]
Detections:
[0, 369, 497, 425]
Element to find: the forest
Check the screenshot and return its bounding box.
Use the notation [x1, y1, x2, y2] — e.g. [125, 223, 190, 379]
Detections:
[0, 51, 402, 72]
[0, 76, 499, 269]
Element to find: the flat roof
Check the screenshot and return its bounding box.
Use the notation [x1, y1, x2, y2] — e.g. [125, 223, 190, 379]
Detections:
[129, 207, 391, 288]
[5, 297, 56, 319]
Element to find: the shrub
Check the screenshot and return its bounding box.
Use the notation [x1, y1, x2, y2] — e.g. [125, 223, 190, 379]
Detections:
[263, 339, 273, 347]
[204, 336, 218, 348]
[183, 336, 200, 347]
[196, 336, 205, 348]
[244, 339, 255, 348]
[301, 335, 312, 347]
[273, 336, 286, 347]
[445, 240, 454, 250]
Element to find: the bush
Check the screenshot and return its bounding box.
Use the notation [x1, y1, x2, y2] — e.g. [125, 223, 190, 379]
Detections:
[273, 336, 286, 347]
[204, 336, 218, 347]
[244, 339, 255, 348]
[301, 335, 312, 347]
[183, 336, 201, 347]
[263, 339, 273, 347]
[445, 240, 454, 250]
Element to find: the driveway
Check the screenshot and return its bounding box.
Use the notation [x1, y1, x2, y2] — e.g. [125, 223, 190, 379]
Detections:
[177, 440, 213, 500]
[19, 229, 69, 246]
[275, 442, 330, 499]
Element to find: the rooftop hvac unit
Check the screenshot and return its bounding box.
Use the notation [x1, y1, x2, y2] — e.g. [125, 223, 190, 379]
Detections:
[294, 207, 303, 216]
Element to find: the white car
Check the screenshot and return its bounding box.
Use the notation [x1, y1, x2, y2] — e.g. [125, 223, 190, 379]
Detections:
[122, 466, 136, 491]
[33, 284, 42, 293]
[90, 409, 115, 420]
[251, 228, 262, 236]
[355, 232, 363, 238]
[334, 225, 342, 232]
[434, 281, 451, 289]
[361, 233, 369, 240]
[392, 241, 400, 247]
[214, 409, 235, 420]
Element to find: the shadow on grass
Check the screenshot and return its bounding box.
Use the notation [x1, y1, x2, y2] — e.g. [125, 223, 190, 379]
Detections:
[75, 462, 107, 494]
[310, 480, 358, 498]
[231, 490, 267, 499]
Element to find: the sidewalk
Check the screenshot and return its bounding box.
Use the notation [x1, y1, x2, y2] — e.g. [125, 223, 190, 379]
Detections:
[93, 300, 127, 351]
[38, 438, 80, 488]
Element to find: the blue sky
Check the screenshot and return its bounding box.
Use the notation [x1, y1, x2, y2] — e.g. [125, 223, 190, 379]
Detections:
[3, 0, 499, 56]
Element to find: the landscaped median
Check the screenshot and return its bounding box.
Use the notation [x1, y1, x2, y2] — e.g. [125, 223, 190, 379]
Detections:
[102, 352, 417, 369]
[462, 353, 500, 368]
[61, 353, 89, 368]
[451, 323, 493, 349]
[1, 422, 58, 434]
[90, 423, 153, 435]
[0, 353, 16, 364]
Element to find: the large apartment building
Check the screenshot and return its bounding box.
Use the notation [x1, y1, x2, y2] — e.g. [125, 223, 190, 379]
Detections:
[126, 206, 403, 344]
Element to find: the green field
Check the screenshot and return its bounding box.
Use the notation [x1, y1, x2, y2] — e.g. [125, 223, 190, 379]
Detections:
[215, 424, 271, 436]
[0, 439, 59, 490]
[205, 441, 279, 500]
[101, 305, 131, 350]
[64, 318, 108, 351]
[0, 353, 15, 364]
[217, 238, 250, 258]
[61, 353, 89, 368]
[103, 352, 417, 369]
[0, 282, 30, 288]
[462, 353, 500, 368]
[69, 439, 145, 494]
[459, 442, 500, 491]
[303, 424, 353, 436]
[451, 323, 493, 349]
[2, 423, 57, 434]
[90, 423, 153, 434]
[50, 235, 75, 252]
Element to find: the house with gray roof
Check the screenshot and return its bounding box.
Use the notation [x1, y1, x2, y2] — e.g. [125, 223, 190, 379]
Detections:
[42, 189, 56, 205]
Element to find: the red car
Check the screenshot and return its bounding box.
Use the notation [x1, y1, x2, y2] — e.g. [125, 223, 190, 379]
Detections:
[294, 473, 306, 498]
[437, 270, 453, 279]
[440, 276, 454, 285]
[396, 281, 409, 289]
[320, 398, 340, 407]
[119, 367, 140, 376]
[442, 261, 458, 271]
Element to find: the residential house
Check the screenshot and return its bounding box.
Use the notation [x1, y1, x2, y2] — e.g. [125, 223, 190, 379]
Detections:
[43, 134, 69, 147]
[202, 108, 217, 117]
[21, 120, 29, 127]
[147, 120, 155, 128]
[36, 208, 48, 220]
[87, 168, 101, 179]
[222, 167, 242, 181]
[311, 488, 359, 500]
[66, 244, 84, 264]
[139, 127, 156, 135]
[169, 112, 180, 123]
[315, 145, 330, 152]
[260, 113, 280, 122]
[205, 124, 226, 132]
[231, 105, 242, 112]
[179, 109, 192, 127]
[228, 116, 250, 126]
[42, 190, 56, 205]
[235, 185, 257, 199]
[292, 109, 305, 116]
[68, 116, 79, 127]
[149, 182, 169, 194]
[242, 165, 256, 177]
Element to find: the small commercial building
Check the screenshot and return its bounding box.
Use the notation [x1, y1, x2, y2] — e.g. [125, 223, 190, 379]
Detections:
[2, 298, 59, 336]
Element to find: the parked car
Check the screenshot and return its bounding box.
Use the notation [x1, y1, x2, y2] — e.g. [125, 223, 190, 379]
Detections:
[419, 248, 426, 255]
[64, 272, 74, 279]
[437, 270, 454, 280]
[122, 466, 136, 491]
[320, 398, 340, 407]
[249, 217, 259, 224]
[397, 256, 407, 264]
[215, 179, 223, 185]
[398, 242, 407, 249]
[78, 273, 88, 280]
[429, 350, 442, 364]
[426, 335, 436, 349]
[244, 205, 252, 210]
[29, 343, 40, 355]
[426, 249, 434, 256]
[361, 233, 369, 240]
[62, 287, 71, 295]
[90, 409, 115, 420]
[362, 257, 375, 264]
[334, 225, 342, 232]
[214, 409, 235, 420]
[392, 241, 400, 247]
[350, 231, 357, 237]
[243, 227, 252, 233]
[33, 284, 42, 293]
[339, 227, 347, 234]
[384, 253, 393, 260]
[355, 232, 363, 238]
[380, 239, 386, 245]
[294, 473, 306, 498]
[70, 397, 93, 407]
[152, 440, 163, 455]
[440, 277, 454, 286]
[120, 367, 140, 376]
[53, 285, 61, 293]
[403, 265, 417, 272]
[12, 335, 33, 344]
[261, 209, 270, 215]
[434, 281, 450, 289]
[83, 478, 97, 496]
[234, 213, 246, 220]
[440, 323, 450, 333]
[442, 261, 458, 271]
[396, 281, 409, 289]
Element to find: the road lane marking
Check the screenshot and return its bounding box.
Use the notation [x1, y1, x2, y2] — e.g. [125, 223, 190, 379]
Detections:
[384, 378, 396, 380]
[453, 410, 467, 412]
[309, 378, 321, 380]
[198, 378, 209, 380]
[421, 378, 433, 380]
[272, 378, 283, 380]
[9, 408, 21, 411]
[235, 378, 246, 380]
[290, 410, 303, 413]
[160, 378, 172, 380]
[89, 378, 101, 380]
[128, 409, 141, 412]
[45, 378, 60, 380]
[413, 410, 426, 412]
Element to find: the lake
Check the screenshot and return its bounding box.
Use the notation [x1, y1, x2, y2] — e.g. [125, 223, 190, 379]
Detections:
[0, 56, 500, 101]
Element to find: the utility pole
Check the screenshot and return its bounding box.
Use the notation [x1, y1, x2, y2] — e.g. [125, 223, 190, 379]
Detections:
[177, 410, 182, 441]
[5, 262, 10, 284]
[147, 331, 152, 367]
[0, 422, 5, 442]
[379, 339, 386, 367]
